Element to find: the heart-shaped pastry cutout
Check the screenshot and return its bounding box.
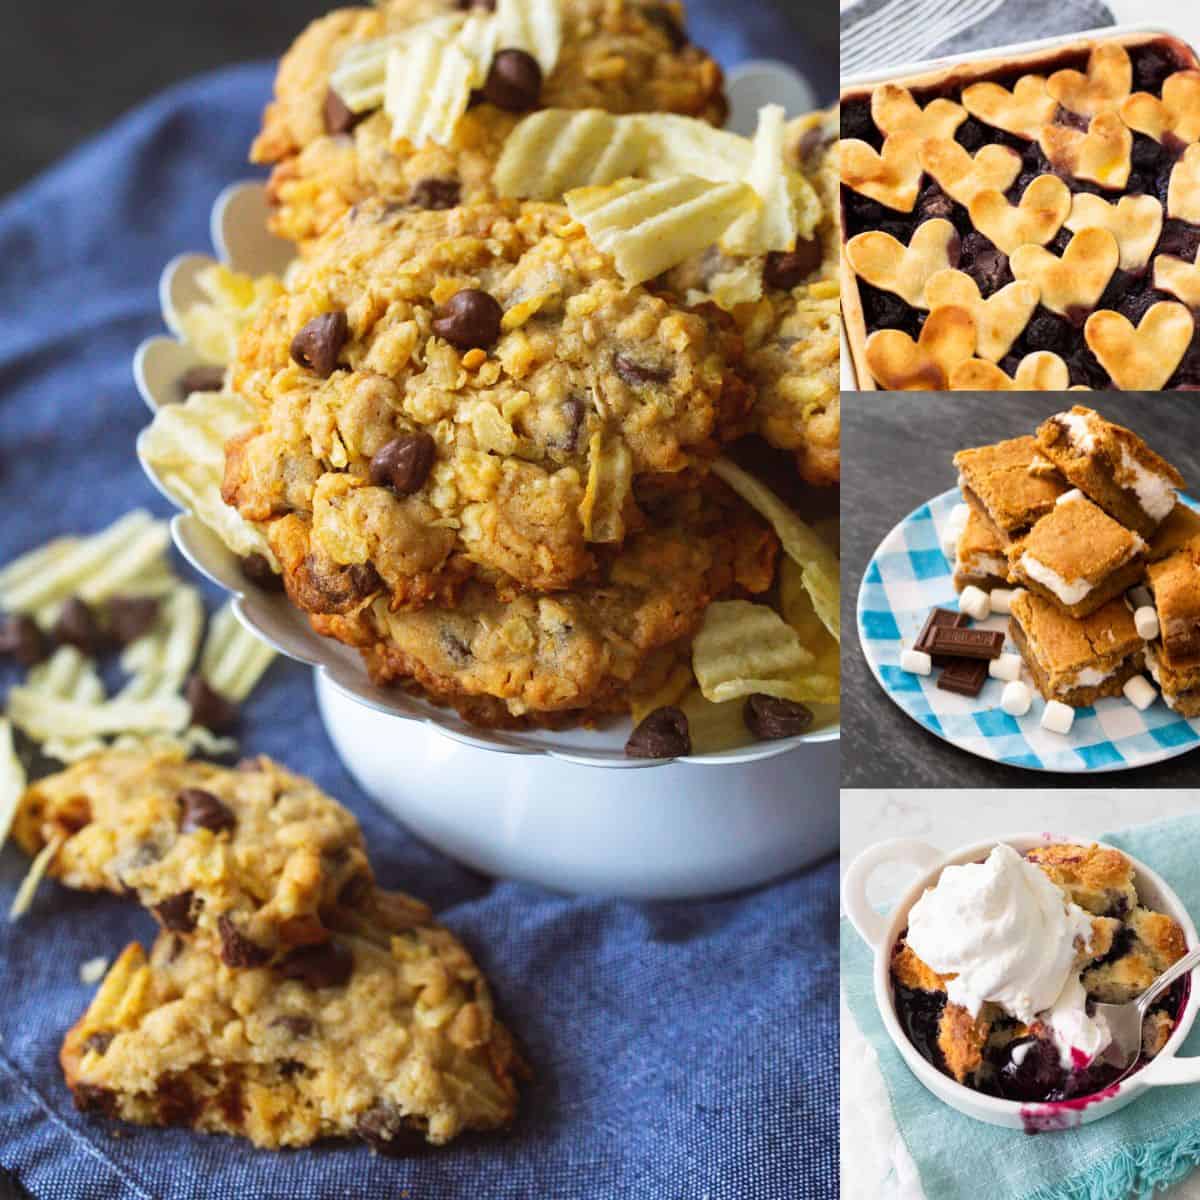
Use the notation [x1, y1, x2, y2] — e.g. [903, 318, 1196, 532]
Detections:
[1084, 301, 1195, 390]
[864, 306, 976, 391]
[1168, 144, 1200, 224]
[1038, 112, 1132, 189]
[1046, 43, 1132, 116]
[1120, 71, 1200, 147]
[1010, 228, 1119, 320]
[840, 132, 923, 212]
[846, 219, 959, 308]
[918, 139, 1023, 208]
[924, 270, 1039, 361]
[1064, 193, 1163, 271]
[961, 75, 1058, 140]
[1154, 247, 1200, 309]
[969, 174, 1071, 255]
[949, 352, 1073, 391]
[871, 83, 966, 140]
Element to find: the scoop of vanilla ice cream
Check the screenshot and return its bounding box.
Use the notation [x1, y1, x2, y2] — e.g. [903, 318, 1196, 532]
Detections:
[905, 843, 1096, 1024]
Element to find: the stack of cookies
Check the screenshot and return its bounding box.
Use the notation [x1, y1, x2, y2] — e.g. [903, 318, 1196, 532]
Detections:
[949, 405, 1200, 722]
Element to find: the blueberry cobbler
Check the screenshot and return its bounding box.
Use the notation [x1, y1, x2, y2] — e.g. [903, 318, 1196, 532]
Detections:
[840, 36, 1200, 390]
[890, 843, 1188, 1104]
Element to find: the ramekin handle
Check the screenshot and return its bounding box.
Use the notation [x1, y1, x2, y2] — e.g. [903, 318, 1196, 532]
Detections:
[841, 838, 943, 950]
[1139, 1040, 1200, 1086]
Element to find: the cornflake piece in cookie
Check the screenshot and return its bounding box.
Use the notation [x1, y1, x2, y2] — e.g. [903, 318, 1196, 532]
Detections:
[1038, 112, 1131, 190]
[1046, 43, 1133, 117]
[1148, 541, 1200, 666]
[839, 132, 923, 212]
[12, 749, 381, 968]
[864, 306, 975, 391]
[1120, 70, 1200, 147]
[960, 75, 1058, 140]
[949, 352, 1073, 392]
[845, 219, 960, 308]
[1167, 145, 1200, 223]
[870, 83, 966, 140]
[924, 270, 1038, 362]
[1035, 405, 1183, 537]
[1153, 244, 1200, 309]
[1010, 228, 1119, 319]
[61, 926, 523, 1150]
[1084, 302, 1194, 391]
[953, 435, 1067, 538]
[1064, 193, 1163, 272]
[918, 139, 1022, 207]
[968, 175, 1070, 255]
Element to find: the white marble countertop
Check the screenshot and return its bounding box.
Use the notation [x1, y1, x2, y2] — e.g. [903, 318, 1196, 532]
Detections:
[841, 791, 1200, 1199]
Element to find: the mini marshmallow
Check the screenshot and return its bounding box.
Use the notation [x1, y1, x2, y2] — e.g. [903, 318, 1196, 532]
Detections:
[989, 653, 1022, 682]
[1128, 585, 1154, 610]
[989, 588, 1018, 615]
[959, 585, 991, 621]
[1123, 674, 1158, 711]
[1041, 700, 1076, 735]
[1001, 680, 1032, 717]
[900, 647, 933, 676]
[941, 503, 970, 559]
[1056, 488, 1086, 506]
[1134, 605, 1160, 641]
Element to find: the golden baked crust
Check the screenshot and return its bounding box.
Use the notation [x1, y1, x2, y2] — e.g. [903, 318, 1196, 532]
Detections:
[1145, 641, 1200, 716]
[1025, 842, 1138, 916]
[1148, 540, 1200, 666]
[62, 927, 523, 1150]
[953, 435, 1067, 536]
[954, 505, 1009, 592]
[937, 1003, 991, 1085]
[1149, 504, 1200, 562]
[253, 0, 727, 249]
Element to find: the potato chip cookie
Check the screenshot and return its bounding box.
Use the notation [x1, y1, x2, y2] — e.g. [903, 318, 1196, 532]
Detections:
[254, 0, 727, 250]
[223, 200, 752, 610]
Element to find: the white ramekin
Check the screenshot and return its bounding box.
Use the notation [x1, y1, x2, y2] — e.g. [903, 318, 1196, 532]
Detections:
[841, 833, 1200, 1130]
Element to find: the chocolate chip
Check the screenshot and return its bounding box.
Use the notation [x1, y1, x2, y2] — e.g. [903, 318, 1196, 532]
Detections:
[764, 240, 822, 290]
[217, 914, 271, 968]
[369, 433, 437, 495]
[106, 595, 159, 646]
[83, 1031, 114, 1056]
[271, 1015, 314, 1038]
[276, 940, 354, 989]
[217, 1079, 245, 1127]
[178, 788, 236, 835]
[743, 694, 813, 741]
[614, 353, 672, 386]
[324, 87, 363, 136]
[73, 1084, 117, 1116]
[642, 4, 688, 49]
[549, 395, 586, 453]
[185, 675, 239, 733]
[153, 890, 198, 932]
[409, 178, 461, 210]
[0, 613, 46, 666]
[278, 1058, 307, 1078]
[456, 0, 496, 8]
[625, 706, 691, 759]
[290, 311, 349, 377]
[294, 557, 382, 615]
[432, 289, 503, 349]
[356, 1101, 429, 1155]
[157, 1075, 200, 1126]
[482, 48, 542, 112]
[178, 364, 225, 399]
[53, 596, 102, 655]
[239, 552, 283, 591]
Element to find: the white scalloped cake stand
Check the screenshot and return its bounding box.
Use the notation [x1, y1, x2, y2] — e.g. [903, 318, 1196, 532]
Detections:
[133, 63, 838, 897]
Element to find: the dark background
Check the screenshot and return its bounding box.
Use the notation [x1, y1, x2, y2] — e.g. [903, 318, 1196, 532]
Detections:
[842, 393, 1200, 789]
[0, 1, 835, 198]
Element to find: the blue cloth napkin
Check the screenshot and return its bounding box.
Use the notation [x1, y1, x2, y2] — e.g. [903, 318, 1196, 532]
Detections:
[842, 814, 1200, 1200]
[0, 8, 836, 1198]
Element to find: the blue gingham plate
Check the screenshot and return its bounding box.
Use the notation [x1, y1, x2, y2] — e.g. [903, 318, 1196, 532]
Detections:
[856, 488, 1200, 774]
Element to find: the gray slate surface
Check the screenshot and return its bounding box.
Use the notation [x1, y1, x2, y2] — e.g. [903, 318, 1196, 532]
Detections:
[841, 393, 1200, 789]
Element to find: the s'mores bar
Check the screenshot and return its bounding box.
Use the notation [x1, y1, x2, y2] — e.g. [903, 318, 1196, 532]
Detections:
[1145, 642, 1200, 717]
[1009, 591, 1145, 708]
[953, 508, 1009, 593]
[1149, 505, 1200, 563]
[1036, 406, 1184, 539]
[953, 436, 1066, 539]
[1007, 492, 1147, 619]
[1147, 542, 1200, 668]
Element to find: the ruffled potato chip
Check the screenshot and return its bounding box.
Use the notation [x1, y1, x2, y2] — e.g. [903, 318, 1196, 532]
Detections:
[579, 428, 632, 542]
[629, 661, 695, 728]
[0, 720, 26, 852]
[494, 0, 563, 75]
[679, 687, 753, 754]
[200, 602, 277, 703]
[177, 265, 284, 366]
[385, 34, 475, 150]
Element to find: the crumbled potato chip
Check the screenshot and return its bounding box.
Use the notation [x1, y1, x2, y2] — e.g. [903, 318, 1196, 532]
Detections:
[200, 603, 276, 703]
[638, 114, 753, 182]
[678, 687, 751, 754]
[494, 109, 651, 199]
[27, 647, 105, 705]
[178, 265, 284, 366]
[578, 428, 632, 542]
[693, 600, 818, 704]
[495, 0, 563, 74]
[140, 390, 276, 562]
[629, 661, 695, 727]
[779, 558, 840, 699]
[712, 457, 840, 642]
[385, 34, 475, 150]
[9, 833, 62, 921]
[0, 720, 26, 852]
[565, 176, 756, 286]
[691, 257, 765, 311]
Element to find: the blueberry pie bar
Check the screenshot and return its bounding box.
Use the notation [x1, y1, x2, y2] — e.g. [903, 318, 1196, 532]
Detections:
[840, 34, 1200, 390]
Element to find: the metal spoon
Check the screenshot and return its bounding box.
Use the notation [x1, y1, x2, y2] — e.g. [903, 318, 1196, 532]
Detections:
[1093, 946, 1200, 1075]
